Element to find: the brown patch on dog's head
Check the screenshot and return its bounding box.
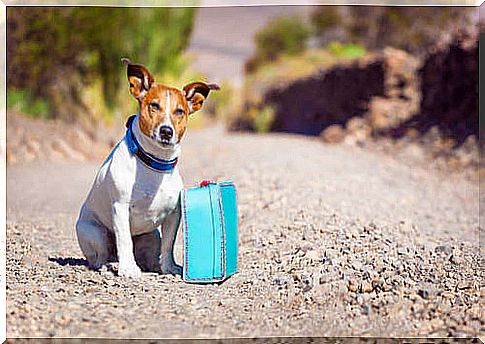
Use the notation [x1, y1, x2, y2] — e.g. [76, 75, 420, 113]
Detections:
[123, 58, 219, 145]
[138, 85, 190, 143]
[123, 58, 155, 101]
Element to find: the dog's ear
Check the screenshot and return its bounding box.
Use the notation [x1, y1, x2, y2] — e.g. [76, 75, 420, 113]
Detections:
[183, 82, 220, 114]
[122, 58, 155, 101]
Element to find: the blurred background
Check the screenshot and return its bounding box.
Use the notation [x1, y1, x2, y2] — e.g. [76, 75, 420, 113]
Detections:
[6, 5, 480, 174]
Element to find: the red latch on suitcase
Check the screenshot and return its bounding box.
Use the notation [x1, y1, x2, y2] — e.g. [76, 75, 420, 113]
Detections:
[199, 180, 216, 187]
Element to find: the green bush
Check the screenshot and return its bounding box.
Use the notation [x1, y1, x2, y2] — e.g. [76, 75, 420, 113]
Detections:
[7, 7, 195, 121]
[253, 106, 275, 133]
[245, 15, 311, 72]
[7, 88, 51, 119]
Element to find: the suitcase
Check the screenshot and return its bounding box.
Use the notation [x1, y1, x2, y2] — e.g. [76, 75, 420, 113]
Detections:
[181, 181, 238, 283]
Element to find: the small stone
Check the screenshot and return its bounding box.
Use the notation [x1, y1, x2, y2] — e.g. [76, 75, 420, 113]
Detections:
[348, 279, 359, 292]
[372, 277, 386, 289]
[306, 249, 323, 262]
[320, 124, 346, 144]
[456, 281, 471, 290]
[218, 299, 230, 306]
[191, 302, 208, 310]
[324, 249, 339, 259]
[360, 281, 373, 293]
[351, 260, 363, 271]
[362, 304, 372, 316]
[53, 312, 71, 327]
[450, 254, 464, 265]
[418, 283, 438, 299]
[295, 273, 313, 292]
[435, 245, 452, 255]
[272, 275, 290, 287]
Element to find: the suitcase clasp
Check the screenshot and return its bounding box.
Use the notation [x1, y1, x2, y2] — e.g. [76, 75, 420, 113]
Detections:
[199, 180, 216, 187]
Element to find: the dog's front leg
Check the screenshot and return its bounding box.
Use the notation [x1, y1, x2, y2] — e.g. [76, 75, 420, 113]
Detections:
[113, 202, 142, 278]
[160, 209, 182, 275]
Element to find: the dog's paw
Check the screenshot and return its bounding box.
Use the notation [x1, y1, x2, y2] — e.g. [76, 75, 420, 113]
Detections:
[160, 262, 182, 276]
[118, 262, 142, 278]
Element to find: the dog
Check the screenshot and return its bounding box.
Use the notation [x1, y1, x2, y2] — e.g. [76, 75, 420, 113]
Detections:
[76, 58, 219, 277]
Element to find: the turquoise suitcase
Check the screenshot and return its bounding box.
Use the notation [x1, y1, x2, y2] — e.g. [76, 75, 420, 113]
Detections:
[181, 181, 238, 283]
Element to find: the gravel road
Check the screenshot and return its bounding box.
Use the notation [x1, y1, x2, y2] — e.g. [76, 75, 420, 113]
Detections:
[6, 125, 483, 338]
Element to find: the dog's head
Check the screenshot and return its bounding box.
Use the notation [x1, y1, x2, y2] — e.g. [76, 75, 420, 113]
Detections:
[122, 58, 219, 149]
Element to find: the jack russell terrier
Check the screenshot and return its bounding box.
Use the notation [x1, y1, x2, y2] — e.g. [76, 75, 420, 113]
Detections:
[76, 58, 219, 277]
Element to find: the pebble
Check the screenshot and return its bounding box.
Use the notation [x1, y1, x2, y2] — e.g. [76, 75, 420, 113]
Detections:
[456, 281, 471, 290]
[351, 260, 363, 271]
[360, 281, 374, 293]
[435, 245, 453, 255]
[6, 139, 480, 338]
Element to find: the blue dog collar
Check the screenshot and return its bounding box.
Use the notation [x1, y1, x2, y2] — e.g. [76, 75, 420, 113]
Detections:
[125, 115, 178, 172]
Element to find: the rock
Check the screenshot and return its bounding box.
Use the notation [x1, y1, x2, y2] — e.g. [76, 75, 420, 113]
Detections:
[348, 279, 359, 292]
[372, 277, 386, 289]
[320, 125, 345, 144]
[191, 302, 208, 311]
[362, 304, 372, 316]
[368, 97, 417, 131]
[351, 260, 363, 271]
[418, 283, 439, 299]
[305, 249, 323, 262]
[360, 281, 373, 293]
[53, 312, 71, 327]
[272, 275, 290, 287]
[449, 250, 464, 265]
[456, 281, 471, 290]
[294, 273, 313, 292]
[435, 245, 453, 255]
[344, 117, 371, 145]
[324, 248, 339, 260]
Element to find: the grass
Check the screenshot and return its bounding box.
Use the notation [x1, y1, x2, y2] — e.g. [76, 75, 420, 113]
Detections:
[327, 42, 367, 59]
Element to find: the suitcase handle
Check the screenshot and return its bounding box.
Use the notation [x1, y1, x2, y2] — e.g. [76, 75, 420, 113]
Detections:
[199, 180, 216, 187]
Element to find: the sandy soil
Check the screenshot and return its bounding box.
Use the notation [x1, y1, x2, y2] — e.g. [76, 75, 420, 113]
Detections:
[6, 125, 483, 338]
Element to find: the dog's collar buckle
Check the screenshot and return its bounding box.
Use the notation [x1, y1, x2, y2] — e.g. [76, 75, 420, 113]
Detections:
[125, 115, 178, 172]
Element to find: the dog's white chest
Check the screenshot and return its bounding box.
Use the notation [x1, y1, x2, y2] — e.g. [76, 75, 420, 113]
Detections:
[129, 168, 182, 234]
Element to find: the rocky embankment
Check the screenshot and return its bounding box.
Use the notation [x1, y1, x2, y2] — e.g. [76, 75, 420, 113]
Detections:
[7, 111, 120, 165]
[235, 36, 479, 177]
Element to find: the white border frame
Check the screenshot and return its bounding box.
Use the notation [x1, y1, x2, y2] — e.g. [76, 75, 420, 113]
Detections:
[0, 1, 482, 342]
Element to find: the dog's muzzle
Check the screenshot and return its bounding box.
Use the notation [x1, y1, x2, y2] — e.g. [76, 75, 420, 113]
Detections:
[159, 126, 174, 144]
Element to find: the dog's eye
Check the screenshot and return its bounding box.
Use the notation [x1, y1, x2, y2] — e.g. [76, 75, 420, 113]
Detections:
[150, 102, 160, 111]
[174, 108, 185, 116]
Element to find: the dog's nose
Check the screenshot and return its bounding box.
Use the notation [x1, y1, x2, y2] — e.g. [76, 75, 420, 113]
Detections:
[159, 126, 173, 140]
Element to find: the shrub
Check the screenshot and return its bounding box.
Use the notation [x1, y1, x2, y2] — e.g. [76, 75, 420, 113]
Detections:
[245, 15, 311, 72]
[7, 7, 195, 121]
[7, 88, 51, 119]
[253, 106, 275, 133]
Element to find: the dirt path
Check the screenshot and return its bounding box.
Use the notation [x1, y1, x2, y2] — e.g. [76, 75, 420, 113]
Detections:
[6, 125, 482, 338]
